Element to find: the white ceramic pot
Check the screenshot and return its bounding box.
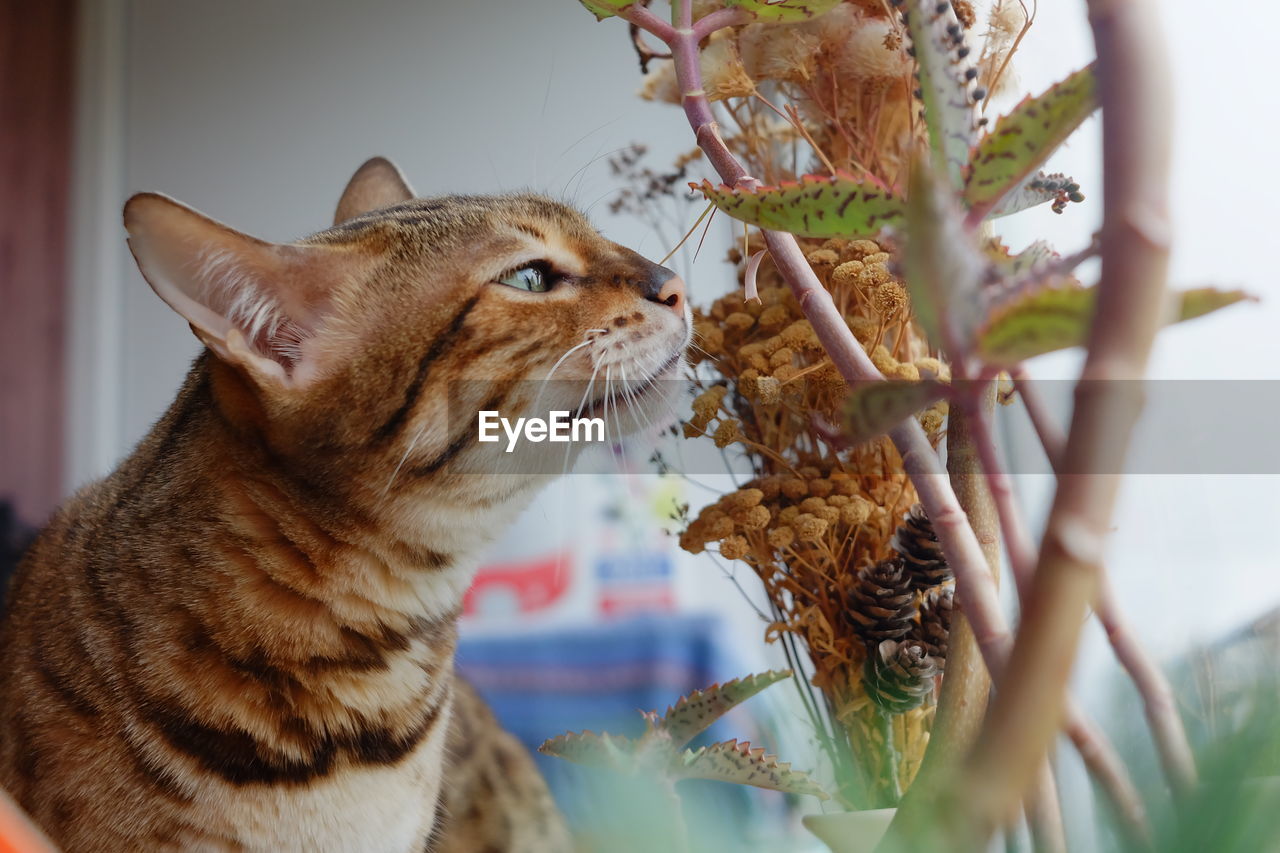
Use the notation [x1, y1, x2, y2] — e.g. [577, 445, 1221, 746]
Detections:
[803, 809, 897, 853]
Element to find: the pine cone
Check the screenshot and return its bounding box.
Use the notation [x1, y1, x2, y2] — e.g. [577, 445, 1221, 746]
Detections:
[863, 639, 939, 714]
[847, 558, 916, 642]
[913, 586, 953, 669]
[891, 503, 952, 590]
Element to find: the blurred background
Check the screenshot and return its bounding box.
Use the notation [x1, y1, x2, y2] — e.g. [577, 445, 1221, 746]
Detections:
[2, 0, 1278, 848]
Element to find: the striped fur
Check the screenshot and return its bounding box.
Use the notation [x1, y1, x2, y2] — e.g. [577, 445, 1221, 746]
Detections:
[0, 159, 689, 851]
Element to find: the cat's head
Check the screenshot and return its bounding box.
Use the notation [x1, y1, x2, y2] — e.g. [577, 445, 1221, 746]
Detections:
[124, 157, 690, 502]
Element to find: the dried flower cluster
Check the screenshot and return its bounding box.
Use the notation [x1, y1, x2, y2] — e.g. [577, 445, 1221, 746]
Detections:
[670, 156, 962, 809]
[641, 0, 1027, 187]
[630, 0, 1027, 809]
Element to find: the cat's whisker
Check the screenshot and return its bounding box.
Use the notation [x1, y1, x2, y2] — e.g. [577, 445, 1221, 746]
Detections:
[564, 356, 606, 479]
[542, 336, 599, 383]
[533, 338, 596, 419]
[382, 422, 429, 498]
[616, 338, 670, 435]
[687, 341, 719, 363]
[617, 362, 656, 439]
[604, 365, 627, 476]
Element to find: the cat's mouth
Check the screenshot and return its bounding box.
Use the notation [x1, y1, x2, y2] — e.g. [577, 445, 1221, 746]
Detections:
[582, 350, 683, 418]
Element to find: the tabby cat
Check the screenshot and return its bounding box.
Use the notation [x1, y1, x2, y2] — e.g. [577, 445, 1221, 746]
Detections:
[0, 157, 689, 852]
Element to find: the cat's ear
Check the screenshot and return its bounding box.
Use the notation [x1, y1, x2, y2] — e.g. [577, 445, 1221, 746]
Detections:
[333, 157, 415, 225]
[125, 192, 355, 389]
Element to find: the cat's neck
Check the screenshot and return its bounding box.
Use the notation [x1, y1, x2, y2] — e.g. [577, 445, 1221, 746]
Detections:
[132, 360, 547, 628]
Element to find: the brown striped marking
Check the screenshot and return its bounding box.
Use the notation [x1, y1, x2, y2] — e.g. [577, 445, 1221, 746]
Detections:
[136, 684, 449, 786]
[373, 294, 481, 443]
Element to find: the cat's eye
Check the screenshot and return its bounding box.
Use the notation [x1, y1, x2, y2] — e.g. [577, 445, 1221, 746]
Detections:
[496, 264, 551, 293]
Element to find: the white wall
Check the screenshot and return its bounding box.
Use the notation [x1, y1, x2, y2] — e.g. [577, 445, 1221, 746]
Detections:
[69, 0, 735, 481]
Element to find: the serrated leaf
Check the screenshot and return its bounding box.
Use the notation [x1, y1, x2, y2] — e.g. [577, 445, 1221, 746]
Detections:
[671, 739, 830, 799]
[725, 0, 841, 21]
[539, 730, 637, 770]
[977, 284, 1093, 364]
[1000, 240, 1058, 276]
[844, 380, 949, 445]
[977, 286, 1255, 365]
[903, 158, 988, 350]
[1176, 287, 1255, 323]
[988, 171, 1083, 218]
[654, 669, 792, 748]
[903, 0, 980, 188]
[691, 174, 905, 238]
[577, 0, 635, 20]
[982, 239, 1070, 305]
[965, 65, 1097, 219]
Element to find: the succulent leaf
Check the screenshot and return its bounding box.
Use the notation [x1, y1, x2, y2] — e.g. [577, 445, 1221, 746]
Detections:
[725, 0, 842, 21]
[993, 239, 1058, 277]
[903, 158, 988, 350]
[691, 174, 905, 238]
[965, 65, 1098, 219]
[655, 669, 793, 748]
[539, 730, 637, 770]
[670, 739, 830, 799]
[577, 0, 635, 20]
[1176, 287, 1256, 323]
[977, 286, 1255, 365]
[902, 0, 981, 188]
[843, 380, 949, 445]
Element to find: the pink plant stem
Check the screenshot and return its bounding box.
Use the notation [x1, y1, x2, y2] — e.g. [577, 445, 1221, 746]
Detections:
[963, 390, 1036, 598]
[1027, 761, 1067, 853]
[962, 0, 1176, 835]
[1012, 369, 1198, 799]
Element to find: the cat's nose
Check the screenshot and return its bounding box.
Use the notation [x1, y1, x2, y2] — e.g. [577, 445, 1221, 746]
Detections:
[644, 270, 686, 317]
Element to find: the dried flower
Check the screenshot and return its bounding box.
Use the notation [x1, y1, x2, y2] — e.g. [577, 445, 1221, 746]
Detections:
[713, 418, 742, 448]
[701, 32, 756, 101]
[720, 535, 749, 561]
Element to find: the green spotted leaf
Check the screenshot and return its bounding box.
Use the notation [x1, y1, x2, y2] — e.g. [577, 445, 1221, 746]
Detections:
[651, 669, 793, 748]
[725, 0, 842, 21]
[977, 286, 1255, 366]
[670, 739, 830, 799]
[539, 730, 637, 769]
[577, 0, 635, 20]
[1177, 287, 1256, 322]
[691, 173, 905, 238]
[965, 65, 1097, 219]
[977, 284, 1092, 365]
[903, 158, 989, 350]
[903, 0, 981, 188]
[993, 239, 1057, 276]
[843, 379, 949, 445]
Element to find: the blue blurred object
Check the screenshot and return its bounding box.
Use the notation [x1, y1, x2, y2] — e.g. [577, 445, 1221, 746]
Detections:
[456, 614, 775, 844]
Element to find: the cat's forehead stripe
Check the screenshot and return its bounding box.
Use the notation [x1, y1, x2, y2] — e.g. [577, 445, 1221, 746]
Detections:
[313, 194, 592, 244]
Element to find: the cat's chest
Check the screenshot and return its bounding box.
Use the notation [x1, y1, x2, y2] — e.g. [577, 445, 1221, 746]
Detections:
[211, 722, 448, 853]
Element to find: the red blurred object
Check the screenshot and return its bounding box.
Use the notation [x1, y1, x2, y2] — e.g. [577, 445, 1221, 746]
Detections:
[0, 788, 58, 853]
[463, 551, 572, 618]
[599, 585, 675, 617]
